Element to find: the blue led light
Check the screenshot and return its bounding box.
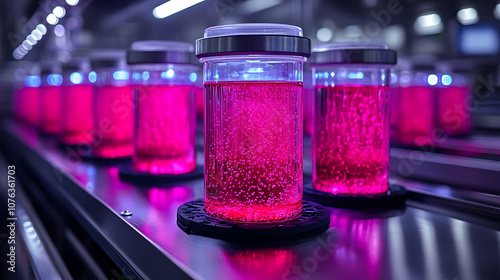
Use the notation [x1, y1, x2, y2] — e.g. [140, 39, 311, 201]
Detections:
[142, 71, 150, 81]
[113, 70, 129, 81]
[88, 71, 97, 83]
[330, 72, 335, 77]
[189, 73, 197, 82]
[70, 72, 83, 84]
[132, 72, 141, 81]
[47, 74, 63, 86]
[427, 74, 438, 86]
[441, 74, 452, 86]
[348, 72, 364, 79]
[24, 76, 41, 87]
[165, 69, 175, 78]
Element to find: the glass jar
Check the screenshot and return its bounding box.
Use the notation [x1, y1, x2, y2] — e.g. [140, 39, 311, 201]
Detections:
[197, 23, 310, 222]
[127, 41, 198, 174]
[61, 58, 93, 145]
[436, 61, 471, 136]
[395, 60, 437, 146]
[90, 50, 134, 158]
[309, 42, 397, 195]
[40, 64, 63, 134]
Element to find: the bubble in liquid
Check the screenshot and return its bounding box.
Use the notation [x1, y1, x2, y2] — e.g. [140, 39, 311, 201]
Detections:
[313, 84, 389, 195]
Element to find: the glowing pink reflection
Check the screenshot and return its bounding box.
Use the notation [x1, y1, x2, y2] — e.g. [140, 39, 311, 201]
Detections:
[313, 85, 389, 195]
[133, 85, 196, 174]
[224, 249, 296, 280]
[329, 211, 383, 280]
[204, 81, 303, 222]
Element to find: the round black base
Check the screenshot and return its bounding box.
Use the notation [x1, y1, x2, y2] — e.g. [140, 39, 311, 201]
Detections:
[303, 183, 407, 209]
[119, 164, 204, 184]
[177, 200, 330, 242]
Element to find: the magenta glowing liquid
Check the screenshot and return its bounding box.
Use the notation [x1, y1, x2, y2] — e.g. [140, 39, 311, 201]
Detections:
[25, 87, 40, 127]
[92, 85, 134, 158]
[40, 86, 63, 134]
[313, 85, 389, 195]
[437, 86, 471, 136]
[133, 85, 196, 174]
[204, 81, 303, 222]
[396, 86, 435, 146]
[61, 85, 93, 145]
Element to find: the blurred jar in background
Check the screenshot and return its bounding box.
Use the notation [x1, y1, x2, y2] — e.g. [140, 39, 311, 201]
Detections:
[303, 67, 314, 135]
[127, 40, 198, 174]
[395, 59, 437, 146]
[22, 72, 42, 127]
[436, 60, 472, 136]
[39, 64, 63, 135]
[90, 50, 133, 158]
[61, 58, 93, 145]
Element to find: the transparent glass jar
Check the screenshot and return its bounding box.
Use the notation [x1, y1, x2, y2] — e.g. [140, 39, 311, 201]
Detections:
[61, 59, 93, 145]
[40, 65, 63, 135]
[91, 50, 134, 158]
[16, 72, 41, 126]
[396, 63, 437, 146]
[197, 23, 311, 222]
[309, 42, 397, 195]
[127, 41, 198, 174]
[436, 61, 471, 136]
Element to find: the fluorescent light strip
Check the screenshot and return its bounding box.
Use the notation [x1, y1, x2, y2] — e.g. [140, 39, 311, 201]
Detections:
[153, 0, 204, 19]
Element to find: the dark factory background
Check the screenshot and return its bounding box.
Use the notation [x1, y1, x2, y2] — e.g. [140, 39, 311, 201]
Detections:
[0, 1, 500, 280]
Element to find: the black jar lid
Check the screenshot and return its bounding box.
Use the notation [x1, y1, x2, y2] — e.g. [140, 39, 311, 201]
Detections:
[309, 42, 397, 65]
[127, 40, 196, 65]
[195, 23, 311, 58]
[90, 49, 126, 69]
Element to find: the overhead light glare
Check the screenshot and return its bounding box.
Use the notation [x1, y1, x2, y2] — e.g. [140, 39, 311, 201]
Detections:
[414, 13, 443, 35]
[153, 0, 204, 19]
[457, 7, 479, 25]
[46, 13, 59, 25]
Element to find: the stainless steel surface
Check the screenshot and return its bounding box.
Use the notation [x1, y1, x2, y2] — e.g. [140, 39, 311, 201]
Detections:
[435, 134, 500, 156]
[2, 121, 500, 280]
[0, 151, 72, 280]
[390, 147, 500, 194]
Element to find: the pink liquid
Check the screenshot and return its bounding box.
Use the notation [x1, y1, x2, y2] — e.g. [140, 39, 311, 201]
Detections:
[133, 85, 196, 174]
[396, 86, 435, 146]
[313, 85, 389, 195]
[61, 85, 93, 145]
[40, 86, 63, 134]
[204, 81, 303, 222]
[437, 86, 471, 136]
[92, 85, 134, 158]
